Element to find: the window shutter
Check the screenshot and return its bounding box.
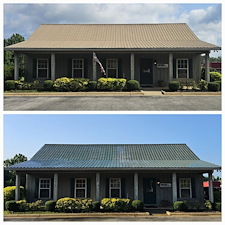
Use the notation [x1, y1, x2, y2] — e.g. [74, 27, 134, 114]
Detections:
[191, 179, 196, 198]
[33, 59, 37, 79]
[105, 178, 109, 198]
[49, 58, 51, 79]
[51, 178, 54, 199]
[121, 178, 126, 198]
[68, 59, 72, 78]
[70, 178, 75, 198]
[84, 59, 88, 79]
[34, 179, 39, 198]
[189, 59, 193, 78]
[87, 178, 91, 198]
[173, 59, 176, 79]
[101, 59, 106, 78]
[118, 59, 123, 78]
[177, 178, 180, 198]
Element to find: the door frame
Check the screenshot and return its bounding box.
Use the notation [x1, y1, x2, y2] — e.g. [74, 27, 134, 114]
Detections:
[139, 58, 153, 86]
[143, 177, 156, 205]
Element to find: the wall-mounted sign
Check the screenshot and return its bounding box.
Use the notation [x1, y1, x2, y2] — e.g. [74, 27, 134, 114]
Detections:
[160, 183, 171, 188]
[157, 64, 168, 68]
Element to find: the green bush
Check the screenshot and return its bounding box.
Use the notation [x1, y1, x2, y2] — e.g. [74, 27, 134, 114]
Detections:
[88, 81, 97, 91]
[97, 78, 126, 91]
[212, 202, 221, 211]
[5, 201, 17, 211]
[53, 77, 71, 91]
[198, 79, 208, 90]
[169, 81, 180, 91]
[173, 201, 188, 211]
[214, 81, 221, 91]
[126, 80, 140, 91]
[16, 200, 28, 212]
[74, 78, 89, 91]
[208, 82, 219, 92]
[69, 80, 80, 91]
[28, 200, 43, 211]
[5, 80, 16, 91]
[45, 200, 56, 212]
[92, 201, 100, 212]
[210, 72, 221, 82]
[44, 80, 54, 91]
[204, 200, 212, 211]
[101, 198, 131, 212]
[56, 198, 92, 213]
[4, 65, 14, 80]
[214, 191, 221, 203]
[4, 186, 25, 202]
[5, 200, 28, 212]
[131, 200, 144, 211]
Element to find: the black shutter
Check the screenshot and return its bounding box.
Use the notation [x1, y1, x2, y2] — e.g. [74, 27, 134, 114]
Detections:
[101, 59, 106, 78]
[33, 59, 37, 79]
[68, 59, 72, 78]
[51, 178, 54, 199]
[191, 179, 196, 198]
[189, 58, 193, 78]
[121, 178, 126, 198]
[48, 58, 51, 80]
[87, 178, 91, 198]
[105, 178, 109, 198]
[118, 59, 123, 78]
[173, 59, 176, 79]
[70, 178, 75, 198]
[34, 179, 39, 198]
[177, 178, 180, 199]
[84, 59, 88, 79]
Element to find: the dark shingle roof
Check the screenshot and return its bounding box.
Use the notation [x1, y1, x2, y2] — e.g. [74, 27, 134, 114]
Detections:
[7, 144, 220, 171]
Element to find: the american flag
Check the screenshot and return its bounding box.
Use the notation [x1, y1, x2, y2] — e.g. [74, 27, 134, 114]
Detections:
[93, 52, 106, 75]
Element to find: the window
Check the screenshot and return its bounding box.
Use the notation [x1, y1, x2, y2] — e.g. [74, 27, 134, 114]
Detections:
[37, 59, 48, 78]
[109, 178, 121, 198]
[39, 178, 51, 198]
[106, 59, 118, 78]
[75, 178, 87, 198]
[72, 59, 84, 78]
[176, 59, 189, 78]
[179, 178, 192, 198]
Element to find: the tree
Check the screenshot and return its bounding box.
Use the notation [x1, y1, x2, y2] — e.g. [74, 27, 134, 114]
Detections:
[4, 154, 27, 187]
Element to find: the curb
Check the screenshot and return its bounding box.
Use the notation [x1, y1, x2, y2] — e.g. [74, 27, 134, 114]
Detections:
[162, 91, 221, 96]
[166, 211, 221, 216]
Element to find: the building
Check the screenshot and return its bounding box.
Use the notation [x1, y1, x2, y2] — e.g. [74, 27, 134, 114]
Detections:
[202, 62, 221, 73]
[5, 24, 221, 87]
[6, 144, 220, 205]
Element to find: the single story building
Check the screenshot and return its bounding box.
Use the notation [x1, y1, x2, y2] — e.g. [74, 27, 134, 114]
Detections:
[6, 144, 220, 206]
[5, 24, 221, 87]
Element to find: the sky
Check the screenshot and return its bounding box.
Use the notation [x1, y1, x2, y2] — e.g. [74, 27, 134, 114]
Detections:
[3, 2, 222, 57]
[3, 114, 221, 177]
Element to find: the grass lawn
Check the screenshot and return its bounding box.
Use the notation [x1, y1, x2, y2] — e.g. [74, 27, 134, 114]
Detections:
[4, 211, 58, 215]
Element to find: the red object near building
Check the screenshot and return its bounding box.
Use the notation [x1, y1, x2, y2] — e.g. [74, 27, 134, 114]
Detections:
[203, 181, 221, 190]
[203, 62, 221, 73]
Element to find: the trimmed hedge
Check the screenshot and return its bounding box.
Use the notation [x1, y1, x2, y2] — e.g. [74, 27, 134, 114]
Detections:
[4, 186, 25, 202]
[214, 191, 221, 203]
[44, 80, 54, 91]
[97, 78, 126, 91]
[173, 201, 188, 211]
[101, 198, 131, 212]
[5, 200, 18, 212]
[5, 80, 16, 91]
[208, 82, 220, 92]
[132, 200, 144, 211]
[5, 200, 27, 212]
[210, 72, 221, 82]
[88, 81, 97, 91]
[169, 81, 179, 91]
[92, 201, 100, 212]
[126, 80, 140, 91]
[198, 80, 208, 90]
[213, 202, 221, 211]
[45, 200, 56, 212]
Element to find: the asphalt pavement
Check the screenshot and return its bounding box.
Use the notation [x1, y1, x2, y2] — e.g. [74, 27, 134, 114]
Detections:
[4, 95, 221, 111]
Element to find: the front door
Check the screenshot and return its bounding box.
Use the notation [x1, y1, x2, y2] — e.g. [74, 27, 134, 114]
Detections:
[140, 59, 153, 86]
[143, 178, 156, 204]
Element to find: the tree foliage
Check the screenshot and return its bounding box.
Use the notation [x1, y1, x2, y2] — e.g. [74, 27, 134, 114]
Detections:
[4, 154, 28, 187]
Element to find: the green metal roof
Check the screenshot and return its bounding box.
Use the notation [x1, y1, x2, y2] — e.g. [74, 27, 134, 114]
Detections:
[8, 144, 221, 171]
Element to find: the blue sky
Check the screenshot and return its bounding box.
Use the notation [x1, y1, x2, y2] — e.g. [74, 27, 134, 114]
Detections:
[4, 114, 221, 177]
[3, 3, 221, 57]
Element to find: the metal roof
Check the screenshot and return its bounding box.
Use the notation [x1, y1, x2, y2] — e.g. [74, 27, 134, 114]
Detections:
[7, 144, 221, 171]
[5, 24, 220, 51]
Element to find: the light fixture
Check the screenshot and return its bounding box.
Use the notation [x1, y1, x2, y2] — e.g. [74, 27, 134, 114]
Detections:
[157, 179, 160, 185]
[154, 60, 157, 65]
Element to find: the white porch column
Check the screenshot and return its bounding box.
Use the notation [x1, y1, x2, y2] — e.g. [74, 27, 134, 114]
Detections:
[130, 53, 135, 80]
[51, 53, 55, 81]
[15, 173, 21, 201]
[172, 172, 177, 203]
[93, 57, 97, 81]
[208, 172, 214, 203]
[134, 172, 139, 200]
[14, 52, 19, 80]
[169, 53, 173, 82]
[96, 172, 100, 201]
[205, 51, 210, 82]
[53, 173, 58, 201]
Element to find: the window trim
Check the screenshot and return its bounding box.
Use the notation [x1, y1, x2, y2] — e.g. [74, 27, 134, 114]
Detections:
[38, 178, 51, 199]
[179, 178, 192, 198]
[109, 178, 121, 198]
[37, 58, 49, 79]
[176, 58, 189, 79]
[72, 59, 84, 78]
[106, 59, 118, 78]
[74, 178, 87, 198]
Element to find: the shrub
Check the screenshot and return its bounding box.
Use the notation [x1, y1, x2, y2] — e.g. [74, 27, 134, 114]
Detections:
[92, 201, 100, 212]
[88, 81, 97, 91]
[214, 191, 221, 203]
[5, 200, 28, 212]
[126, 80, 140, 91]
[131, 200, 144, 211]
[212, 202, 221, 211]
[208, 82, 219, 92]
[69, 80, 80, 91]
[169, 81, 180, 91]
[5, 80, 16, 91]
[198, 79, 208, 90]
[16, 200, 28, 212]
[214, 81, 221, 91]
[97, 78, 126, 91]
[204, 200, 212, 211]
[74, 78, 89, 91]
[210, 72, 221, 82]
[56, 198, 92, 213]
[32, 80, 44, 91]
[5, 201, 17, 212]
[44, 80, 54, 91]
[28, 200, 43, 211]
[45, 200, 56, 212]
[53, 77, 71, 91]
[101, 198, 131, 212]
[173, 201, 188, 211]
[4, 186, 25, 202]
[4, 65, 14, 80]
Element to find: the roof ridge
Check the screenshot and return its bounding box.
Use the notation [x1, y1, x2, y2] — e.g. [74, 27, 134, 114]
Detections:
[41, 23, 187, 25]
